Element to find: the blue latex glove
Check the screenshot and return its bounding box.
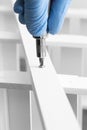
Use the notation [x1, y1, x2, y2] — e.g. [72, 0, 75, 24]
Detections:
[14, 0, 25, 24]
[14, 0, 71, 37]
[14, 0, 49, 37]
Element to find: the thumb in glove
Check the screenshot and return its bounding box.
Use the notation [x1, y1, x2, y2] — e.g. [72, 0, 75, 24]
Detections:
[14, 0, 25, 24]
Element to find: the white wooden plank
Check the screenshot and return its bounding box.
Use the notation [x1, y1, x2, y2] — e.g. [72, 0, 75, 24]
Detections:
[13, 12, 81, 130]
[0, 71, 32, 89]
[46, 34, 87, 48]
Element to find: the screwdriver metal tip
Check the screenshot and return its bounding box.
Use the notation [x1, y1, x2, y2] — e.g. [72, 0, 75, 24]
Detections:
[39, 58, 45, 68]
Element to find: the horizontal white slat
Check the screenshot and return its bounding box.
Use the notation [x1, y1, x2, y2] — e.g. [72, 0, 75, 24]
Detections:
[0, 6, 12, 13]
[0, 70, 86, 95]
[46, 34, 87, 48]
[0, 31, 20, 42]
[66, 8, 87, 19]
[57, 74, 87, 95]
[0, 71, 32, 89]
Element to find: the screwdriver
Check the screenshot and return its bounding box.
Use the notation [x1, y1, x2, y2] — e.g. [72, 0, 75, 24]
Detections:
[34, 36, 46, 68]
[34, 1, 50, 68]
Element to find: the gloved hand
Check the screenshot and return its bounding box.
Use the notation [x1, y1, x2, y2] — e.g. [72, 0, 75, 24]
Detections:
[14, 0, 71, 37]
[14, 0, 49, 37]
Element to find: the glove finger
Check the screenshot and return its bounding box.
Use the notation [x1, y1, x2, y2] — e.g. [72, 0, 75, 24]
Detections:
[14, 0, 24, 14]
[19, 13, 25, 24]
[24, 0, 49, 37]
[47, 0, 71, 34]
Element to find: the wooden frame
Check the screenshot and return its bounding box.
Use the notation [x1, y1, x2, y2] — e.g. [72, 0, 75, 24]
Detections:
[1, 0, 87, 129]
[12, 4, 80, 130]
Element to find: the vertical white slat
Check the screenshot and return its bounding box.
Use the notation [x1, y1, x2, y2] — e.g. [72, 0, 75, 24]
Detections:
[31, 92, 43, 130]
[3, 89, 10, 130]
[0, 44, 4, 70]
[29, 91, 33, 130]
[77, 95, 82, 129]
[81, 48, 87, 76]
[16, 43, 21, 71]
[0, 89, 9, 130]
[81, 48, 85, 76]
